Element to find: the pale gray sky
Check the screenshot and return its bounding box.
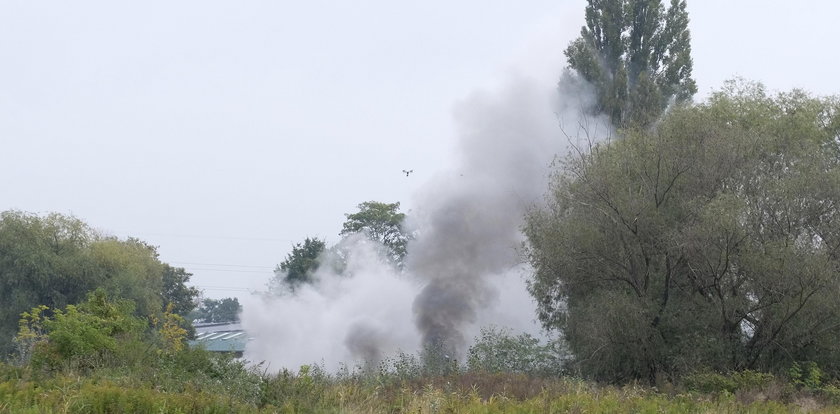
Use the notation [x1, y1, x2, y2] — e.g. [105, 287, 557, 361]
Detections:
[2, 1, 838, 299]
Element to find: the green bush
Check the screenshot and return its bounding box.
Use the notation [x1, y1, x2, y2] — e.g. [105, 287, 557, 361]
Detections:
[790, 361, 823, 389]
[466, 326, 565, 377]
[682, 372, 737, 394]
[259, 364, 333, 410]
[16, 289, 146, 371]
[682, 370, 775, 394]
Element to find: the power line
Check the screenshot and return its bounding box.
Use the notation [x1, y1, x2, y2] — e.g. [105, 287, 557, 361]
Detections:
[187, 267, 273, 274]
[110, 230, 299, 243]
[170, 261, 274, 269]
[194, 285, 254, 292]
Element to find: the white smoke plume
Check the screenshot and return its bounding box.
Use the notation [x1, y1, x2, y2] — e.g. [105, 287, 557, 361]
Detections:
[241, 49, 610, 373]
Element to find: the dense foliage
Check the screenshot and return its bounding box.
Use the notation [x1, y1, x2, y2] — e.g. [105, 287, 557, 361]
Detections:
[15, 290, 146, 370]
[0, 211, 198, 357]
[526, 81, 840, 383]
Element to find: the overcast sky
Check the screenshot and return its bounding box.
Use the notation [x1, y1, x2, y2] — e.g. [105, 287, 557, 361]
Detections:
[2, 0, 838, 299]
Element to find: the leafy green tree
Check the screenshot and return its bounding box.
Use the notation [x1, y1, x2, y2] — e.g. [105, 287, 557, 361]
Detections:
[161, 265, 200, 317]
[525, 81, 840, 383]
[340, 201, 411, 267]
[565, 0, 696, 127]
[271, 237, 326, 291]
[189, 298, 242, 324]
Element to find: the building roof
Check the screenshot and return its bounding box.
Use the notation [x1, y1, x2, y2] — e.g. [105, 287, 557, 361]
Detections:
[189, 327, 249, 353]
[194, 321, 242, 333]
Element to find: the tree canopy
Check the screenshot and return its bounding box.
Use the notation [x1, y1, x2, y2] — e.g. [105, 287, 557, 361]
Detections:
[525, 81, 840, 383]
[271, 237, 326, 291]
[162, 265, 201, 317]
[189, 297, 242, 324]
[565, 0, 696, 127]
[340, 201, 411, 267]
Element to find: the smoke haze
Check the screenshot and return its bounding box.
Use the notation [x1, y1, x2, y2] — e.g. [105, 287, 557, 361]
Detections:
[242, 236, 421, 370]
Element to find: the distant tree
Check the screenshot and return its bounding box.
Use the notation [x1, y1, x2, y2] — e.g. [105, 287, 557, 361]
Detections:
[340, 201, 411, 267]
[161, 265, 200, 317]
[565, 0, 697, 127]
[189, 298, 242, 324]
[525, 81, 840, 383]
[271, 237, 326, 292]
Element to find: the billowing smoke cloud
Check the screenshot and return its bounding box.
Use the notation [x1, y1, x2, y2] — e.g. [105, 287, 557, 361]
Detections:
[407, 73, 599, 357]
[241, 60, 609, 372]
[242, 235, 421, 370]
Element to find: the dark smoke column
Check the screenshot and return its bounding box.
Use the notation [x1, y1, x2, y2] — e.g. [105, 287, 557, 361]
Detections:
[409, 197, 517, 357]
[406, 79, 574, 361]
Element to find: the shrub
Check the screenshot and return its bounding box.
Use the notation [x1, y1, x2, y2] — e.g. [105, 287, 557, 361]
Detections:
[259, 364, 333, 410]
[790, 361, 823, 389]
[466, 326, 565, 377]
[682, 370, 776, 394]
[15, 289, 146, 371]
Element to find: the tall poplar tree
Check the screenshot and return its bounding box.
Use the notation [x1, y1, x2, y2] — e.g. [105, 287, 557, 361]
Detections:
[565, 0, 697, 128]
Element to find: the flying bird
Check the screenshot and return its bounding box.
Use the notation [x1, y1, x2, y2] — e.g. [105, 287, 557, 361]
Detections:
[402, 169, 414, 177]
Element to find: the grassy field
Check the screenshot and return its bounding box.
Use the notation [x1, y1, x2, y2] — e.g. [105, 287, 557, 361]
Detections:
[3, 362, 840, 413]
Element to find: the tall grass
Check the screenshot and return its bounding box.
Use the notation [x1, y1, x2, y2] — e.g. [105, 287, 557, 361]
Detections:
[4, 358, 840, 413]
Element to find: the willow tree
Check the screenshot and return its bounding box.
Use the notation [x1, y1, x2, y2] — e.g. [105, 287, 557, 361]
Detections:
[565, 0, 697, 128]
[526, 81, 840, 383]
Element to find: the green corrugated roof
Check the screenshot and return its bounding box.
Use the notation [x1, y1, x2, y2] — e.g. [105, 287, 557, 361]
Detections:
[188, 330, 249, 353]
